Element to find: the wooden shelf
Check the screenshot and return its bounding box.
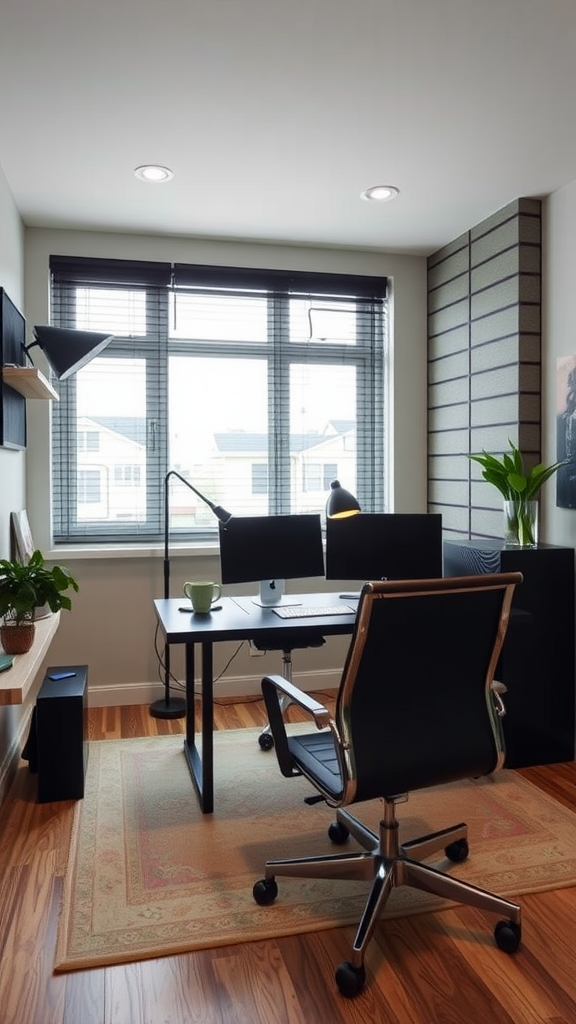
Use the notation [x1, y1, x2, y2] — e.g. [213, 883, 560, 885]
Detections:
[0, 612, 61, 705]
[2, 366, 59, 401]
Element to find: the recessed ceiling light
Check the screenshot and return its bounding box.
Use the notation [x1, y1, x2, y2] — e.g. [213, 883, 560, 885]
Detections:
[134, 164, 174, 183]
[360, 185, 400, 202]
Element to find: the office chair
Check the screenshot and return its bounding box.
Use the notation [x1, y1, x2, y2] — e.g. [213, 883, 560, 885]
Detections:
[253, 572, 523, 998]
[251, 631, 326, 749]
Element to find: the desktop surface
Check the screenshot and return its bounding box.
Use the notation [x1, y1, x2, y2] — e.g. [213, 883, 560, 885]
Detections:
[154, 593, 357, 644]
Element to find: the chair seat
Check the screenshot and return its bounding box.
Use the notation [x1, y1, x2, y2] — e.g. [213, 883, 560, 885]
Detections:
[288, 731, 343, 800]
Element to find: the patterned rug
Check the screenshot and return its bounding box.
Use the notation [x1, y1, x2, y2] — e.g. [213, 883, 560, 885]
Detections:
[55, 730, 576, 971]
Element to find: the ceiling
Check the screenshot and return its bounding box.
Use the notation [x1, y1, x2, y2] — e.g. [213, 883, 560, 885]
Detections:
[2, 0, 576, 256]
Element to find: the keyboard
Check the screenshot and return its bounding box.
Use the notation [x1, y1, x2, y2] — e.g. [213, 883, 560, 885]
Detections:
[272, 604, 356, 619]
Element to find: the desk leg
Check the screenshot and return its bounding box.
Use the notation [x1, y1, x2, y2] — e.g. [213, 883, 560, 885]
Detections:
[182, 640, 214, 814]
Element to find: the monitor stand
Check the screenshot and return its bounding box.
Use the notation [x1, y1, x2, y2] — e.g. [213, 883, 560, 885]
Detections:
[251, 579, 301, 608]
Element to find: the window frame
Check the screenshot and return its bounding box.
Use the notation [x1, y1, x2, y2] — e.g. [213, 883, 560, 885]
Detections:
[49, 257, 387, 546]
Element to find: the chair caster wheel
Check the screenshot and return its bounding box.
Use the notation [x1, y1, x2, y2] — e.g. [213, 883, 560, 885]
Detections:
[258, 732, 274, 751]
[335, 960, 366, 998]
[445, 837, 469, 862]
[328, 821, 350, 845]
[253, 877, 278, 906]
[494, 919, 521, 953]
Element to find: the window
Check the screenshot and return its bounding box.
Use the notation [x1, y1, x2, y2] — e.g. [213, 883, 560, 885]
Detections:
[303, 462, 339, 492]
[50, 257, 387, 544]
[78, 429, 99, 452]
[78, 470, 101, 504]
[251, 464, 268, 495]
[114, 466, 141, 485]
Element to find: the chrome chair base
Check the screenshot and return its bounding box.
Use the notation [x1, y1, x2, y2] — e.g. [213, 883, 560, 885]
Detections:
[261, 797, 522, 971]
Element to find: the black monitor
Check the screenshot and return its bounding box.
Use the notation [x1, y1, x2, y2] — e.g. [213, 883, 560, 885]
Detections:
[219, 514, 325, 606]
[325, 513, 443, 582]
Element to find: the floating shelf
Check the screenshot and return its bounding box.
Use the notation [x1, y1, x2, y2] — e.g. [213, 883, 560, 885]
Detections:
[0, 612, 61, 705]
[2, 366, 60, 401]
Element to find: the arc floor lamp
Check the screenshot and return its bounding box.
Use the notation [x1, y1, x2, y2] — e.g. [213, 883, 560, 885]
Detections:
[150, 470, 232, 719]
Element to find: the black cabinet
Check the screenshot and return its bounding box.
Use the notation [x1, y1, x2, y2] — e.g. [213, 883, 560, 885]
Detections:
[35, 665, 89, 802]
[444, 541, 575, 768]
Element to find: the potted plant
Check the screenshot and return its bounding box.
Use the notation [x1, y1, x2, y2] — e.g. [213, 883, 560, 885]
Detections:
[468, 440, 564, 547]
[0, 549, 79, 654]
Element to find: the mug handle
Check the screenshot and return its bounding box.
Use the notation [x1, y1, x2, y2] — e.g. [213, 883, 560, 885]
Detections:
[212, 584, 222, 603]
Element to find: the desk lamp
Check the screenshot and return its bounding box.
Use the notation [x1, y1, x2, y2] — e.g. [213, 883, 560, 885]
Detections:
[25, 326, 115, 380]
[151, 470, 232, 719]
[326, 480, 361, 518]
[326, 480, 361, 600]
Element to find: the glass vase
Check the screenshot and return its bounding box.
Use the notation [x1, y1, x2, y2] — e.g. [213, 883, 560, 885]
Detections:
[503, 500, 539, 547]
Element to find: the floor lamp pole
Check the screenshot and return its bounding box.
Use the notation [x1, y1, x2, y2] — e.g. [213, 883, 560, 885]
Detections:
[149, 471, 232, 720]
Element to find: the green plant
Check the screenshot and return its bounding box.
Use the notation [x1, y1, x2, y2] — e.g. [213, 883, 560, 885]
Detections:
[467, 440, 563, 500]
[468, 441, 564, 546]
[0, 549, 79, 625]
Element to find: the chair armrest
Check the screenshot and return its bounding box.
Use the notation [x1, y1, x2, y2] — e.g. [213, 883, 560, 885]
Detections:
[262, 674, 331, 726]
[261, 674, 331, 777]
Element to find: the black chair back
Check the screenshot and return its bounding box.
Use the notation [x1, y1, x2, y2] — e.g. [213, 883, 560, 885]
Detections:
[334, 573, 521, 803]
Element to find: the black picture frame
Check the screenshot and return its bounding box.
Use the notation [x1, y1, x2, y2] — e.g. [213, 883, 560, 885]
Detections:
[0, 288, 26, 449]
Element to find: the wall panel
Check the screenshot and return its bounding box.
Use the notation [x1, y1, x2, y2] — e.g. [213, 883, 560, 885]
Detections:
[427, 198, 542, 541]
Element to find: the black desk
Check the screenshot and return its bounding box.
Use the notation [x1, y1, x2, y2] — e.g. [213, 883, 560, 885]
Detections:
[153, 593, 357, 813]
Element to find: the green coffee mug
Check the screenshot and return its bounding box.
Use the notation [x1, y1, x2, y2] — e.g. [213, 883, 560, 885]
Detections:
[183, 580, 222, 614]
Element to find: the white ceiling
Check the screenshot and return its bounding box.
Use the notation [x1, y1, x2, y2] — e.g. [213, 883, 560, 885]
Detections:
[2, 0, 576, 256]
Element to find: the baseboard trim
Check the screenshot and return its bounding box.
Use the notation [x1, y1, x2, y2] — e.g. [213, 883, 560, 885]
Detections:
[87, 668, 341, 708]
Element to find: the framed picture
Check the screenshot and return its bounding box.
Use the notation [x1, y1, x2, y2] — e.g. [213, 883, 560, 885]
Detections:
[0, 288, 27, 449]
[556, 355, 576, 509]
[11, 510, 36, 563]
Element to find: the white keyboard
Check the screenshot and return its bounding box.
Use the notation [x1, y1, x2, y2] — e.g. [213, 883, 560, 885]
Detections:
[272, 604, 355, 619]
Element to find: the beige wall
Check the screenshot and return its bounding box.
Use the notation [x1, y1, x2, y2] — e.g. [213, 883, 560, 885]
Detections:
[22, 228, 427, 706]
[0, 161, 26, 561]
[0, 163, 28, 800]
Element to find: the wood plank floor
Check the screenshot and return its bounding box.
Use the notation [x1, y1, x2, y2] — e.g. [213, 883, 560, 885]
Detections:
[1, 695, 575, 1024]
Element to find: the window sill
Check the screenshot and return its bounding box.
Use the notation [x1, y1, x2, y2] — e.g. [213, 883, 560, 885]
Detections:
[45, 542, 221, 561]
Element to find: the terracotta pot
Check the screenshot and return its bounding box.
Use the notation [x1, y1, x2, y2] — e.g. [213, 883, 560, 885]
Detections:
[0, 621, 36, 655]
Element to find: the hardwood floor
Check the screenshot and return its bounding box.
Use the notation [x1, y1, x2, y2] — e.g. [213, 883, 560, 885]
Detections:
[1, 696, 575, 1024]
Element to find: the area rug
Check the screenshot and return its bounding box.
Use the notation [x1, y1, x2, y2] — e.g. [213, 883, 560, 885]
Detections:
[55, 730, 576, 971]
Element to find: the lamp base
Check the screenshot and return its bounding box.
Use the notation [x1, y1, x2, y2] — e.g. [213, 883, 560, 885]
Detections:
[149, 696, 186, 719]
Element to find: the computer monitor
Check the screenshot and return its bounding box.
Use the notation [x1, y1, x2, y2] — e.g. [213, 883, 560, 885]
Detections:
[218, 514, 325, 606]
[325, 513, 443, 583]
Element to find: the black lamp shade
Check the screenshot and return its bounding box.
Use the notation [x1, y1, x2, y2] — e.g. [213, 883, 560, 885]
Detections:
[29, 326, 115, 380]
[326, 479, 361, 519]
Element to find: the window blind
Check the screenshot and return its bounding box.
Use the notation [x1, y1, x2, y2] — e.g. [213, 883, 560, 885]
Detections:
[49, 256, 387, 545]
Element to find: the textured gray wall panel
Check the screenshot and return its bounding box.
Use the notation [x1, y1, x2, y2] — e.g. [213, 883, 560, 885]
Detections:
[429, 323, 469, 358]
[429, 378, 471, 407]
[428, 428, 471, 456]
[470, 306, 521, 346]
[471, 278, 523, 319]
[427, 199, 541, 541]
[471, 336, 519, 372]
[428, 272, 470, 311]
[470, 364, 519, 399]
[429, 350, 470, 384]
[428, 299, 470, 337]
[428, 454, 470, 480]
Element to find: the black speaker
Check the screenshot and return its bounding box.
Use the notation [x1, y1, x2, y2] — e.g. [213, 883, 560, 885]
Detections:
[34, 665, 89, 802]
